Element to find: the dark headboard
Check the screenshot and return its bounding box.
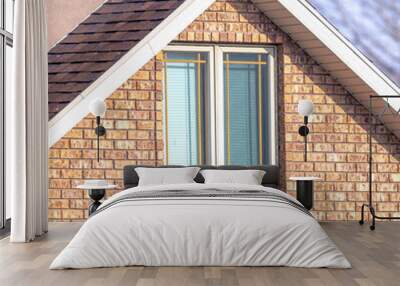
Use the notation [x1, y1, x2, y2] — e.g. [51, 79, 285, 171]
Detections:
[123, 165, 280, 189]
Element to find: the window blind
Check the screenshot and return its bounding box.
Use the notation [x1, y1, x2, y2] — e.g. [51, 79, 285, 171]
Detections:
[224, 53, 268, 165]
[164, 52, 206, 165]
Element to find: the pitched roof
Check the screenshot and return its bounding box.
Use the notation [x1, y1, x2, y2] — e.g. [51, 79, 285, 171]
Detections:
[48, 0, 184, 119]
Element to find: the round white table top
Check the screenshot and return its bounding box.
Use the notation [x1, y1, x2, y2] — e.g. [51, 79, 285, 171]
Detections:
[77, 184, 118, 190]
[289, 176, 321, 181]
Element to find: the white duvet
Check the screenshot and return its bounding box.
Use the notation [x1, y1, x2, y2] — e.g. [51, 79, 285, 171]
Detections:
[50, 183, 351, 269]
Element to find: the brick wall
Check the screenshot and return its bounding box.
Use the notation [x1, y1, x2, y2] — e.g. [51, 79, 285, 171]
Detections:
[48, 57, 164, 220]
[48, 0, 400, 221]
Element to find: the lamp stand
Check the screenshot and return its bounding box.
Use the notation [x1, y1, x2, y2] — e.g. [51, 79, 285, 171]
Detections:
[95, 116, 106, 162]
[298, 116, 310, 162]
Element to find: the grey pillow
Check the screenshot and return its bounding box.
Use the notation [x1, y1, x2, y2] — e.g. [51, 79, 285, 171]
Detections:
[200, 169, 266, 185]
[136, 167, 200, 186]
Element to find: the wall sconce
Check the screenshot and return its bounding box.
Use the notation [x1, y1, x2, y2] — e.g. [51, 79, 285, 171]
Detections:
[89, 99, 107, 162]
[298, 99, 314, 162]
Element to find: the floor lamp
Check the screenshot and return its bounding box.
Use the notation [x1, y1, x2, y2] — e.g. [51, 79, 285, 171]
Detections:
[359, 95, 400, 230]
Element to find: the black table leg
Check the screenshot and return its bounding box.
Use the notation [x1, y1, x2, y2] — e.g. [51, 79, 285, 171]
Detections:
[296, 180, 313, 210]
[88, 189, 105, 215]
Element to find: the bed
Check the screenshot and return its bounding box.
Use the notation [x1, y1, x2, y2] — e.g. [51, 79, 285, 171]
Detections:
[50, 165, 351, 269]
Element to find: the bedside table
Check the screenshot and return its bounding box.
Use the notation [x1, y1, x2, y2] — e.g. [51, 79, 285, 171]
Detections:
[289, 177, 321, 210]
[77, 181, 117, 215]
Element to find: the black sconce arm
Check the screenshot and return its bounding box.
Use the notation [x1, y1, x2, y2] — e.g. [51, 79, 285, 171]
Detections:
[298, 116, 310, 162]
[95, 116, 106, 162]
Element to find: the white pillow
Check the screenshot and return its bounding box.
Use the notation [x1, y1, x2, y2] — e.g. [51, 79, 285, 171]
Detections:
[200, 169, 266, 185]
[136, 167, 200, 186]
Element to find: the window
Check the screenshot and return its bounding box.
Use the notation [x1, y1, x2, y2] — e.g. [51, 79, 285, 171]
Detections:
[163, 45, 277, 166]
[223, 52, 269, 165]
[163, 51, 208, 165]
[1, 0, 14, 230]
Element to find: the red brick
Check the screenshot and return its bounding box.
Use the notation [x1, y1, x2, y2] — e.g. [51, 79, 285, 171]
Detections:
[114, 160, 137, 169]
[62, 189, 83, 199]
[127, 150, 150, 160]
[60, 149, 82, 159]
[49, 159, 69, 168]
[62, 209, 84, 220]
[49, 199, 69, 209]
[335, 202, 355, 211]
[70, 139, 92, 149]
[49, 189, 61, 198]
[49, 179, 71, 189]
[336, 163, 356, 172]
[70, 199, 89, 209]
[48, 209, 62, 220]
[326, 192, 347, 201]
[92, 160, 113, 169]
[106, 130, 127, 140]
[115, 120, 136, 129]
[137, 121, 156, 130]
[70, 159, 91, 169]
[104, 150, 126, 160]
[114, 100, 136, 110]
[61, 170, 82, 179]
[83, 169, 105, 179]
[51, 138, 69, 149]
[326, 153, 346, 162]
[105, 170, 123, 179]
[115, 141, 136, 150]
[377, 203, 398, 212]
[128, 130, 150, 140]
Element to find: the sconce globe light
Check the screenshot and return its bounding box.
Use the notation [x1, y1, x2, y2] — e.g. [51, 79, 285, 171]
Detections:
[89, 98, 107, 117]
[298, 99, 314, 117]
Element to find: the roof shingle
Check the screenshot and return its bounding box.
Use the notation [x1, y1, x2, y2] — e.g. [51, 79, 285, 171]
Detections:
[48, 0, 184, 119]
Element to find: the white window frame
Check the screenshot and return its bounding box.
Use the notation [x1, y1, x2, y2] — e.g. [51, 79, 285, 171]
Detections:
[163, 44, 278, 166]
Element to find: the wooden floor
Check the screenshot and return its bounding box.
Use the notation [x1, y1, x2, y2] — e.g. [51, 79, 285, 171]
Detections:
[0, 222, 399, 286]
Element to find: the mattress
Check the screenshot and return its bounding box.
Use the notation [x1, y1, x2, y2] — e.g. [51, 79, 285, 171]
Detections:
[50, 183, 351, 269]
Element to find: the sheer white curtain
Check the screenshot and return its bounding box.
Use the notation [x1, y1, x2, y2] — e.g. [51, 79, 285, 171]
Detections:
[7, 0, 48, 242]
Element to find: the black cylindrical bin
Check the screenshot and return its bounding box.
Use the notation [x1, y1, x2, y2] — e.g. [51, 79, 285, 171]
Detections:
[296, 180, 313, 210]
